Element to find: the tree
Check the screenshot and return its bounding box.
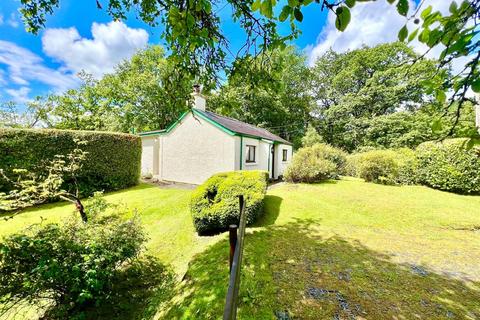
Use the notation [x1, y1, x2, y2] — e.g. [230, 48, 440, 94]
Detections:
[0, 140, 89, 222]
[45, 46, 193, 132]
[209, 47, 313, 147]
[18, 0, 480, 132]
[0, 98, 51, 128]
[310, 42, 478, 151]
[301, 124, 323, 147]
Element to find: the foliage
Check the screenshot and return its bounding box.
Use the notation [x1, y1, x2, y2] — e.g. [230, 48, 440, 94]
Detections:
[310, 43, 478, 151]
[17, 1, 479, 123]
[42, 47, 193, 133]
[209, 47, 313, 148]
[301, 124, 323, 147]
[0, 98, 51, 128]
[0, 128, 141, 197]
[0, 199, 147, 319]
[416, 139, 480, 194]
[355, 149, 400, 185]
[0, 139, 90, 222]
[284, 143, 346, 183]
[190, 170, 268, 234]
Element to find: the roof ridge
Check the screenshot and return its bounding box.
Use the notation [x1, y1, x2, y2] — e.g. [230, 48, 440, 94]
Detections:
[204, 110, 273, 134]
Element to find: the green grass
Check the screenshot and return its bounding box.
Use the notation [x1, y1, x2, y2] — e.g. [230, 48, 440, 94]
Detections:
[2, 179, 480, 319]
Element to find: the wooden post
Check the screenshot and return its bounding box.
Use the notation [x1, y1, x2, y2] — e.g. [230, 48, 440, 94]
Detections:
[229, 224, 237, 271]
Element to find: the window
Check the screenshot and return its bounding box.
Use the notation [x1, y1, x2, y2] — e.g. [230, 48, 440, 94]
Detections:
[282, 149, 288, 161]
[246, 145, 256, 163]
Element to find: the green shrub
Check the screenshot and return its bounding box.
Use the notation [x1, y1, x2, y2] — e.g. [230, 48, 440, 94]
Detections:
[191, 171, 268, 234]
[356, 149, 399, 184]
[284, 143, 347, 183]
[395, 148, 419, 185]
[416, 139, 480, 194]
[0, 203, 147, 319]
[0, 128, 141, 196]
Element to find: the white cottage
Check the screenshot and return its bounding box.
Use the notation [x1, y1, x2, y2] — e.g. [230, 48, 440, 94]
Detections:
[139, 88, 293, 185]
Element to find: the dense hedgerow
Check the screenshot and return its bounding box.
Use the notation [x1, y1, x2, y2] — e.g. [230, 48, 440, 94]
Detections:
[284, 143, 347, 183]
[191, 171, 268, 234]
[416, 139, 480, 194]
[0, 128, 141, 196]
[346, 139, 479, 194]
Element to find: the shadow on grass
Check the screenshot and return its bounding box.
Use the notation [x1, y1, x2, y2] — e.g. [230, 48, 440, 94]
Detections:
[81, 256, 175, 320]
[161, 219, 480, 319]
[253, 195, 282, 227]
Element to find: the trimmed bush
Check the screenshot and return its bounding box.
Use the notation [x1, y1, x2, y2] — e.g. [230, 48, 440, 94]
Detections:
[416, 139, 480, 194]
[284, 143, 347, 183]
[356, 149, 399, 184]
[346, 148, 418, 185]
[0, 128, 141, 196]
[191, 171, 268, 234]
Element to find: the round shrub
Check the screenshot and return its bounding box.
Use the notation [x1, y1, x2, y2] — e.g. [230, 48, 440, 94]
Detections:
[356, 149, 399, 184]
[284, 143, 347, 183]
[395, 148, 419, 185]
[0, 128, 141, 196]
[0, 209, 147, 319]
[190, 170, 268, 234]
[416, 139, 480, 194]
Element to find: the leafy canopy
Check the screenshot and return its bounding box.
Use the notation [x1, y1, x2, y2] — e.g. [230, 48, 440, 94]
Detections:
[18, 0, 480, 116]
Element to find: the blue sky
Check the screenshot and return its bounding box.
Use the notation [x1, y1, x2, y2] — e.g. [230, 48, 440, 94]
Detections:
[0, 0, 460, 104]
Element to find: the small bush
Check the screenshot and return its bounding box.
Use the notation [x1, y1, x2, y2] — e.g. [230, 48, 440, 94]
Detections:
[356, 149, 399, 184]
[284, 143, 347, 183]
[395, 148, 419, 185]
[0, 203, 147, 319]
[190, 171, 268, 234]
[416, 139, 480, 194]
[0, 128, 141, 196]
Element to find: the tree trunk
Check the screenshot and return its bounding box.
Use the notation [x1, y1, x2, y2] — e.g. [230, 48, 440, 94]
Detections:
[75, 199, 88, 223]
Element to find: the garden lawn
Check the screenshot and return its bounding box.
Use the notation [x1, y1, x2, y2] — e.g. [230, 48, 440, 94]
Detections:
[2, 179, 480, 319]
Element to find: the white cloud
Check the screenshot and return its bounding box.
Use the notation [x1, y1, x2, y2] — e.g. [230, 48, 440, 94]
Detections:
[7, 13, 19, 28]
[5, 87, 31, 103]
[0, 40, 79, 93]
[42, 21, 149, 78]
[306, 0, 468, 75]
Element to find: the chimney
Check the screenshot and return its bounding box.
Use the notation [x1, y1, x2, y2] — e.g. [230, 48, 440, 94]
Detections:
[191, 84, 206, 111]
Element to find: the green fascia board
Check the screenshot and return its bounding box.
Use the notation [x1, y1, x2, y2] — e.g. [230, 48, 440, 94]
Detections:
[192, 109, 236, 135]
[140, 109, 292, 146]
[139, 130, 167, 137]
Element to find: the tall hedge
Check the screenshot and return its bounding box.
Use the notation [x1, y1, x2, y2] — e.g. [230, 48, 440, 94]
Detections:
[416, 139, 480, 194]
[0, 129, 141, 196]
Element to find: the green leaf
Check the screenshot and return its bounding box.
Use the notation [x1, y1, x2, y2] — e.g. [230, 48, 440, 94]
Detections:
[396, 0, 409, 16]
[279, 5, 292, 22]
[408, 28, 419, 42]
[345, 0, 356, 8]
[260, 0, 274, 18]
[449, 1, 458, 13]
[472, 79, 480, 93]
[436, 90, 446, 103]
[431, 119, 443, 133]
[335, 6, 351, 32]
[398, 25, 408, 41]
[387, 0, 395, 4]
[288, 0, 298, 7]
[252, 0, 262, 11]
[294, 8, 303, 22]
[420, 5, 432, 19]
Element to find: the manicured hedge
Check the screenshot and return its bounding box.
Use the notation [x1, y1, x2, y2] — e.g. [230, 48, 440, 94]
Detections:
[190, 171, 268, 234]
[0, 128, 141, 196]
[284, 143, 347, 183]
[345, 139, 480, 194]
[416, 139, 480, 194]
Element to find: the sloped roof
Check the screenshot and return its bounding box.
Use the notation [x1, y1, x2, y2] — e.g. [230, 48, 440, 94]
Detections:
[140, 109, 292, 145]
[195, 110, 291, 145]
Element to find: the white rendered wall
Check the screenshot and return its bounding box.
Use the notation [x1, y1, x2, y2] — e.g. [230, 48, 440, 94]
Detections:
[160, 113, 237, 184]
[140, 136, 159, 176]
[274, 144, 293, 179]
